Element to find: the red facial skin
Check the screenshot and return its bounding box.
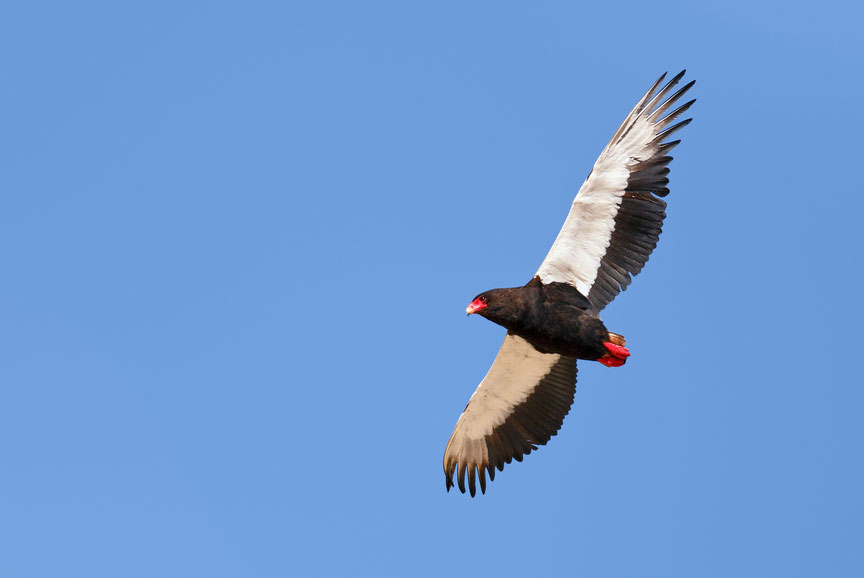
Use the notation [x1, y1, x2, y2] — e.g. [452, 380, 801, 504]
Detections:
[598, 341, 631, 367]
[466, 297, 488, 315]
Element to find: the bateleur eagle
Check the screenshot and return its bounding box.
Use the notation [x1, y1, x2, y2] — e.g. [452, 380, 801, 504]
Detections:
[444, 71, 695, 496]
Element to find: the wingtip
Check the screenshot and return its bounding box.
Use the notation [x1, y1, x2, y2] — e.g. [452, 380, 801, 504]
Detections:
[658, 70, 687, 97]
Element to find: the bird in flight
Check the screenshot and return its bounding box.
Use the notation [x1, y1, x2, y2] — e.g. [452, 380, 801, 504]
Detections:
[444, 71, 695, 496]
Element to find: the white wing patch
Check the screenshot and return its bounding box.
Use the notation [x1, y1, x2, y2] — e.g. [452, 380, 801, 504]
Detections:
[452, 333, 561, 440]
[536, 72, 691, 298]
[443, 333, 579, 495]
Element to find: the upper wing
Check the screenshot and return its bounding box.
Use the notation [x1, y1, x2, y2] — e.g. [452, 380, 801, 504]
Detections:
[443, 334, 578, 496]
[536, 71, 695, 312]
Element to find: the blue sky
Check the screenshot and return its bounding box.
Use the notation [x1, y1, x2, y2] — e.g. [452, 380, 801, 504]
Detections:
[2, 1, 863, 576]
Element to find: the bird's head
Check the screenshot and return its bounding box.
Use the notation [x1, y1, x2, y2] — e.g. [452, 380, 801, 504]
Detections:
[465, 286, 530, 331]
[466, 289, 507, 317]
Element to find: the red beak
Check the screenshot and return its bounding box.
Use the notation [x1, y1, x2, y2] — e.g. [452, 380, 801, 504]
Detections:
[466, 298, 488, 315]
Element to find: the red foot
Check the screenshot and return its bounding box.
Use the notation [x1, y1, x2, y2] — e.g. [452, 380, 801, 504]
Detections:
[603, 342, 630, 359]
[598, 356, 626, 367]
[598, 341, 630, 367]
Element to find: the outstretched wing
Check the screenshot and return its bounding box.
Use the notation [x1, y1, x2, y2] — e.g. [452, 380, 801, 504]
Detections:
[536, 71, 695, 312]
[443, 334, 578, 496]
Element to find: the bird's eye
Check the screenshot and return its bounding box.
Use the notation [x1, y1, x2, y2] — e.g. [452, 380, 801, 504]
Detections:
[480, 296, 487, 302]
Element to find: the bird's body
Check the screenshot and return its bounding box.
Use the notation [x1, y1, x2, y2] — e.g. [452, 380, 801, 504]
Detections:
[443, 71, 695, 496]
[469, 278, 613, 361]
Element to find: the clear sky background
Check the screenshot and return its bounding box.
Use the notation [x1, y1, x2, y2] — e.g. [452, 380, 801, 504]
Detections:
[2, 1, 863, 577]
